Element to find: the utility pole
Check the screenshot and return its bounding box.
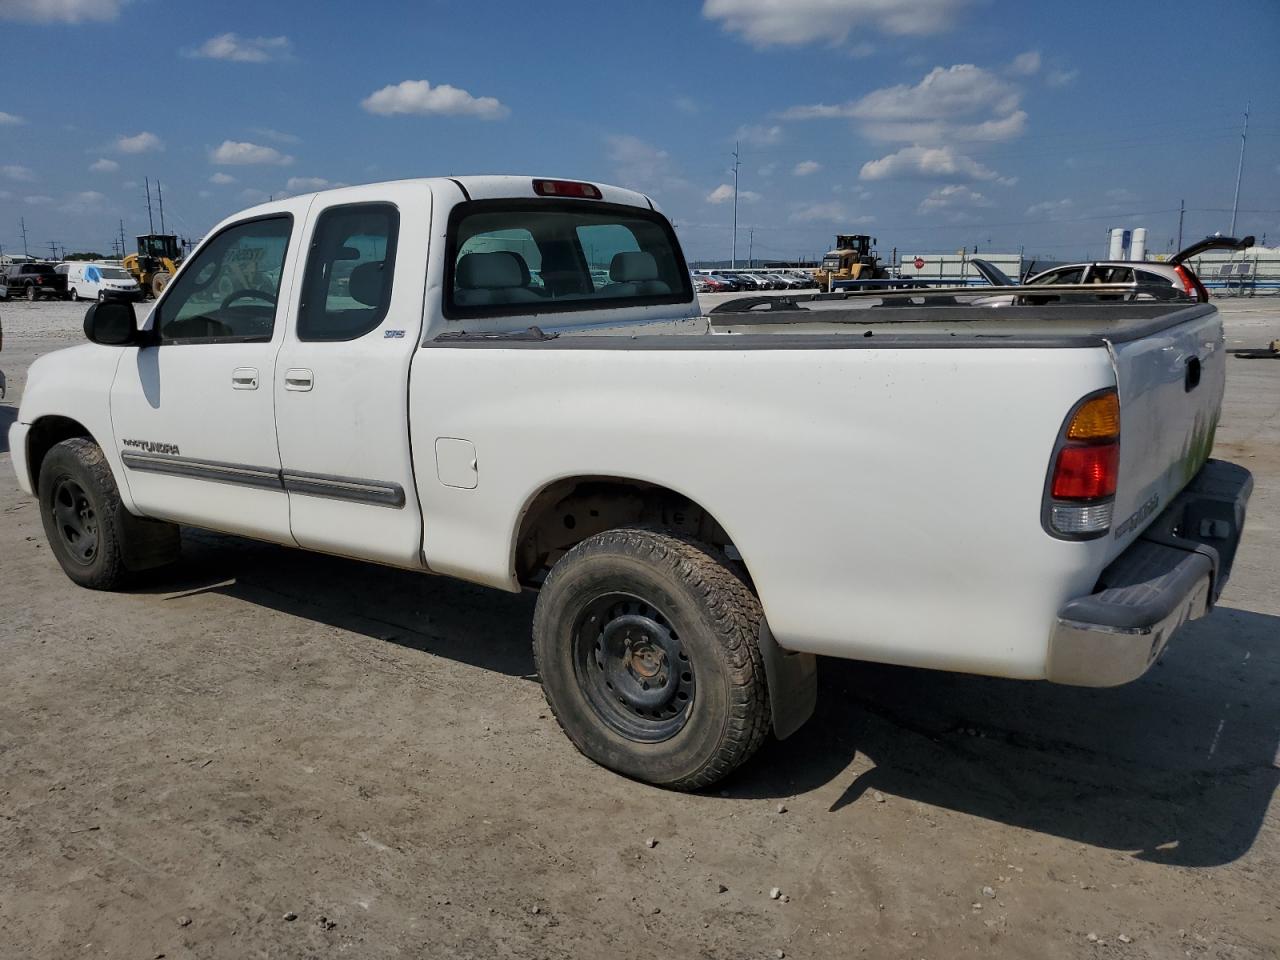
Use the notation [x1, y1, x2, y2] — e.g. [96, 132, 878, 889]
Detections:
[47, 241, 58, 260]
[1176, 198, 1185, 252]
[119, 219, 127, 259]
[1229, 101, 1249, 237]
[20, 216, 29, 257]
[157, 180, 166, 234]
[731, 141, 740, 269]
[748, 227, 754, 268]
[145, 177, 155, 234]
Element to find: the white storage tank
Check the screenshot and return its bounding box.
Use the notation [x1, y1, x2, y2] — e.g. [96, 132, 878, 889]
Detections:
[1131, 228, 1147, 262]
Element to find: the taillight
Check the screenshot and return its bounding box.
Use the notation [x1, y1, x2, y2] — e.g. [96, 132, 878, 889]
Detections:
[532, 178, 602, 199]
[1045, 389, 1120, 538]
[1173, 264, 1207, 302]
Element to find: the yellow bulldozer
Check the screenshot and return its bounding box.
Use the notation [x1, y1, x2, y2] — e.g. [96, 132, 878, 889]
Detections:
[813, 234, 889, 289]
[123, 233, 183, 298]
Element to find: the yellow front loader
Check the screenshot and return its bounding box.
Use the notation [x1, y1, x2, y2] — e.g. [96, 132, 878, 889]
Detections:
[123, 233, 183, 298]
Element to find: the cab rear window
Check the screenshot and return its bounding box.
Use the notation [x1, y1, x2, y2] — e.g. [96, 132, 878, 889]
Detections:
[444, 200, 692, 318]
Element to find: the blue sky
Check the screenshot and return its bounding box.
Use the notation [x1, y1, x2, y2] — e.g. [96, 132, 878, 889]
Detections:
[1, 0, 1278, 263]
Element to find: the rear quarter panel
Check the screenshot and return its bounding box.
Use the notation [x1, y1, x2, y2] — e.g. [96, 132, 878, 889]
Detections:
[410, 342, 1118, 679]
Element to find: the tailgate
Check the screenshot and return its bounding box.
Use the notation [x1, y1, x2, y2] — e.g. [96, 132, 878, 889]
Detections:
[1107, 305, 1225, 559]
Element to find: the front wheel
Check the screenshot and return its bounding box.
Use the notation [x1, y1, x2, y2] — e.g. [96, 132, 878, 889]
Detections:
[37, 438, 179, 589]
[533, 528, 770, 790]
[68, 287, 79, 302]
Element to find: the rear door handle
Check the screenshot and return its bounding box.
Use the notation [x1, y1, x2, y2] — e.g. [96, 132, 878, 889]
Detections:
[231, 367, 259, 390]
[284, 368, 314, 392]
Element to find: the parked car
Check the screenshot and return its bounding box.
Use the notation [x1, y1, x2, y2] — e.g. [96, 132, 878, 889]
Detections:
[703, 274, 741, 292]
[10, 175, 1252, 791]
[0, 261, 67, 301]
[690, 273, 713, 293]
[65, 262, 145, 302]
[980, 237, 1254, 305]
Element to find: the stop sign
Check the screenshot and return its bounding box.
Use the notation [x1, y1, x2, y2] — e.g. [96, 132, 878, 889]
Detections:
[913, 257, 925, 270]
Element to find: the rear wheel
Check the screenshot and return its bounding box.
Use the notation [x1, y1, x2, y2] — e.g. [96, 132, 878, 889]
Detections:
[68, 287, 79, 302]
[27, 285, 38, 302]
[533, 528, 769, 790]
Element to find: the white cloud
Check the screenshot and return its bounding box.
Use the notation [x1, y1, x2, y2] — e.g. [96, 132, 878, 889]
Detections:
[605, 134, 686, 194]
[851, 64, 1020, 121]
[674, 95, 699, 115]
[361, 79, 509, 119]
[783, 64, 1026, 147]
[89, 157, 118, 173]
[190, 32, 292, 62]
[1009, 50, 1041, 75]
[286, 176, 340, 192]
[861, 110, 1027, 144]
[2, 164, 36, 181]
[60, 189, 106, 213]
[209, 172, 237, 184]
[211, 140, 294, 165]
[860, 145, 999, 181]
[0, 0, 123, 23]
[734, 123, 782, 146]
[114, 131, 163, 153]
[793, 160, 822, 176]
[24, 194, 54, 205]
[0, 111, 25, 125]
[703, 0, 972, 47]
[917, 183, 992, 213]
[1046, 67, 1078, 88]
[706, 183, 760, 204]
[789, 202, 873, 224]
[1025, 198, 1075, 220]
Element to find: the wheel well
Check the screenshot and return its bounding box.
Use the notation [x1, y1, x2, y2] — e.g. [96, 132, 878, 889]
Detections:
[25, 416, 93, 489]
[513, 477, 743, 586]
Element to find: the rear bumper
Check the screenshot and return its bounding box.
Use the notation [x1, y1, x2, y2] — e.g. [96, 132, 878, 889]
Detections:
[1046, 459, 1252, 686]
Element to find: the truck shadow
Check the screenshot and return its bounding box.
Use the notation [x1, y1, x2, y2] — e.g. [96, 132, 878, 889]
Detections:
[0, 405, 17, 453]
[138, 531, 1278, 868]
[735, 605, 1279, 868]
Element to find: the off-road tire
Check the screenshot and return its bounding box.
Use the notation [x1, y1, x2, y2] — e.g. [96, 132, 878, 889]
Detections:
[533, 527, 770, 790]
[38, 438, 135, 589]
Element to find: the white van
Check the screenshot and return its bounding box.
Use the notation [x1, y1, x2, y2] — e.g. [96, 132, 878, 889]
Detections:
[65, 262, 143, 302]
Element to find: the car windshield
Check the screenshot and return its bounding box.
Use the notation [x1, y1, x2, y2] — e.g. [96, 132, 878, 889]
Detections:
[100, 267, 132, 280]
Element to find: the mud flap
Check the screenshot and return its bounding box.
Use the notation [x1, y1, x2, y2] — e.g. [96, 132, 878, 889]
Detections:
[759, 621, 817, 740]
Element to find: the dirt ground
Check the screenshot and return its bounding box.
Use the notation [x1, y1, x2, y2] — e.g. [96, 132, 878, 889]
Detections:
[0, 296, 1277, 960]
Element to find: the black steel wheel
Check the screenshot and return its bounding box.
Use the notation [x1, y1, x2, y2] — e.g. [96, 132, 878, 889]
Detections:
[533, 528, 769, 790]
[573, 593, 696, 743]
[50, 477, 99, 565]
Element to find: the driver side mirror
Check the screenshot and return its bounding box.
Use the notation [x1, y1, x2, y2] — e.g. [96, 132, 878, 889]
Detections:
[83, 301, 143, 346]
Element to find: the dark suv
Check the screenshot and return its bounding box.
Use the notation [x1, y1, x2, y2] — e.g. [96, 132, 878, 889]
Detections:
[1, 262, 67, 301]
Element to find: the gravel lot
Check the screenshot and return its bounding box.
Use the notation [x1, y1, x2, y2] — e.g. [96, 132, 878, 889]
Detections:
[1, 296, 1277, 959]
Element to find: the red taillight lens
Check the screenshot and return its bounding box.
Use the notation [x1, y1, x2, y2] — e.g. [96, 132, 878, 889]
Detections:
[532, 178, 602, 199]
[1051, 443, 1119, 500]
[1173, 264, 1205, 302]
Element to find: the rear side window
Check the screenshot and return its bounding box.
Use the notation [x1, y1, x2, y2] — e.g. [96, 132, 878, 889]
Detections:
[444, 200, 692, 318]
[298, 203, 399, 341]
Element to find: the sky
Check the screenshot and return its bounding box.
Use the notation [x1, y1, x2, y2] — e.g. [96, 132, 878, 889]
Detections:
[1, 0, 1278, 265]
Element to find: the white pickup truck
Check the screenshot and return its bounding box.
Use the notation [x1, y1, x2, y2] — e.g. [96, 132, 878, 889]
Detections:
[8, 176, 1252, 789]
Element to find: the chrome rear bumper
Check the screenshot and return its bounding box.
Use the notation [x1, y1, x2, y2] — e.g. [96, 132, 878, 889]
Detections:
[1046, 459, 1252, 687]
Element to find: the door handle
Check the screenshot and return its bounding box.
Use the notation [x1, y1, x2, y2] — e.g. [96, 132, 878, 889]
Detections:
[284, 368, 314, 392]
[231, 367, 259, 390]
